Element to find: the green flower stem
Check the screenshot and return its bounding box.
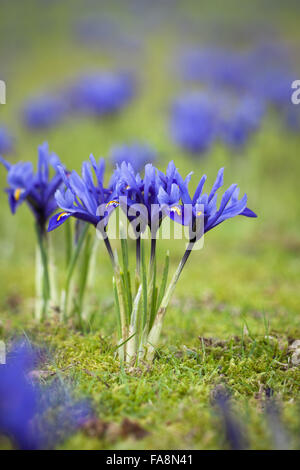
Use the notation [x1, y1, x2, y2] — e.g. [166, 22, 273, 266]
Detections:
[127, 284, 142, 364]
[65, 218, 72, 268]
[81, 235, 100, 320]
[135, 236, 141, 291]
[102, 235, 128, 361]
[63, 222, 90, 321]
[141, 239, 148, 332]
[48, 234, 58, 309]
[145, 244, 194, 362]
[113, 263, 128, 362]
[34, 224, 51, 322]
[113, 277, 124, 361]
[120, 225, 132, 323]
[147, 238, 157, 331]
[150, 237, 156, 266]
[34, 244, 43, 321]
[77, 232, 93, 323]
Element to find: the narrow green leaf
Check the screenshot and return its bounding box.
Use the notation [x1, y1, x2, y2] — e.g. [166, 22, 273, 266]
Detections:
[63, 222, 90, 320]
[113, 332, 137, 351]
[34, 225, 51, 320]
[149, 285, 158, 331]
[120, 271, 129, 323]
[120, 233, 133, 320]
[65, 219, 72, 268]
[141, 239, 148, 330]
[157, 250, 169, 310]
[78, 233, 92, 313]
[148, 256, 157, 331]
[66, 223, 89, 288]
[113, 277, 122, 338]
[113, 257, 128, 343]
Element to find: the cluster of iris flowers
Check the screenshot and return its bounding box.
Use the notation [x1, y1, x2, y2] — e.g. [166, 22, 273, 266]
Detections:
[21, 70, 136, 131]
[1, 143, 256, 364]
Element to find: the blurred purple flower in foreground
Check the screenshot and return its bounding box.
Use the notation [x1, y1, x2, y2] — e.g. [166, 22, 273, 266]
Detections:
[0, 341, 92, 450]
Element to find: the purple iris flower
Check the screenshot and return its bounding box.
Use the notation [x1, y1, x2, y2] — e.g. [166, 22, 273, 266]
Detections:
[66, 71, 136, 117]
[0, 126, 14, 154]
[49, 158, 164, 238]
[109, 142, 156, 172]
[169, 92, 218, 154]
[157, 164, 257, 238]
[47, 156, 119, 232]
[0, 342, 92, 450]
[111, 161, 162, 234]
[0, 142, 63, 232]
[22, 94, 67, 130]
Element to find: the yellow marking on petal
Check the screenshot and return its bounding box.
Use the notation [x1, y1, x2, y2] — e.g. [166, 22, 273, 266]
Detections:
[57, 212, 69, 221]
[126, 185, 130, 189]
[196, 211, 202, 216]
[170, 206, 181, 216]
[105, 200, 119, 208]
[14, 188, 24, 201]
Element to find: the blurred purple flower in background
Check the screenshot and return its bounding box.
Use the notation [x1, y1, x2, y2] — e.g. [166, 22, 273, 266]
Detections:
[169, 92, 218, 154]
[66, 71, 136, 117]
[178, 46, 253, 92]
[0, 126, 14, 155]
[175, 42, 299, 134]
[0, 341, 92, 449]
[74, 16, 142, 55]
[217, 95, 265, 148]
[22, 94, 68, 130]
[109, 142, 156, 172]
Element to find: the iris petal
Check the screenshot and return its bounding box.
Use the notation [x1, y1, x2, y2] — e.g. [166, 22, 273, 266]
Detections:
[48, 211, 72, 231]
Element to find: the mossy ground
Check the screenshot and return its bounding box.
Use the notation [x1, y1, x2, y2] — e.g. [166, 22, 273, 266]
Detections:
[1, 0, 300, 450]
